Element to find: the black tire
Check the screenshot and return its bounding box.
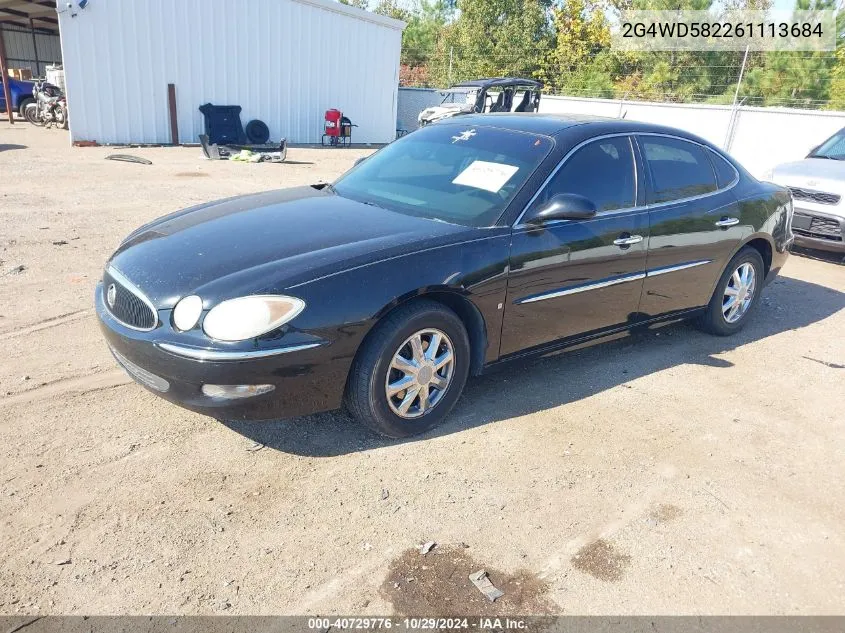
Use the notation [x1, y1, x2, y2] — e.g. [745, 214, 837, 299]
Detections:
[18, 98, 34, 119]
[245, 119, 270, 144]
[695, 246, 765, 336]
[345, 299, 470, 438]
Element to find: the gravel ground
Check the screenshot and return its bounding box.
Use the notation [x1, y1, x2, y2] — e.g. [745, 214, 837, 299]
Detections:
[1, 123, 844, 615]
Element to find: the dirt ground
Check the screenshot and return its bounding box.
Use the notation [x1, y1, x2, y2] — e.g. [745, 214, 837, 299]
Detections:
[1, 122, 844, 616]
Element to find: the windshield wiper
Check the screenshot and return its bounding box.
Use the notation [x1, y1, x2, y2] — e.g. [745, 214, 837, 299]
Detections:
[810, 155, 842, 160]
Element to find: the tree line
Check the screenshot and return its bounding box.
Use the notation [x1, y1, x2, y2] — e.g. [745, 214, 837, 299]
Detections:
[340, 0, 845, 110]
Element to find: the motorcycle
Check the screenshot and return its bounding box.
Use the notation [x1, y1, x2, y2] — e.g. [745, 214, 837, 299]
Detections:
[24, 80, 68, 129]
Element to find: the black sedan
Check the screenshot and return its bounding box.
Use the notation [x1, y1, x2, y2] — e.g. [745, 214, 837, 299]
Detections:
[96, 114, 794, 438]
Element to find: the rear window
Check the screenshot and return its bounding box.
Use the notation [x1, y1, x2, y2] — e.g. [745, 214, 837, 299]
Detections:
[708, 149, 738, 189]
[641, 136, 718, 204]
[334, 124, 554, 227]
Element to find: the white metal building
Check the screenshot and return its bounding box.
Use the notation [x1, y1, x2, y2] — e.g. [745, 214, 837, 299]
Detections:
[56, 0, 405, 145]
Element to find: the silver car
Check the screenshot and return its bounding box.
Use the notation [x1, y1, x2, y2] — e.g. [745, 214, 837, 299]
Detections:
[766, 127, 845, 254]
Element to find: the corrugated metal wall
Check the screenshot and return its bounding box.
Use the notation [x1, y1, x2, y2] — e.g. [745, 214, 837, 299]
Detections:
[57, 0, 404, 145]
[1, 25, 62, 77]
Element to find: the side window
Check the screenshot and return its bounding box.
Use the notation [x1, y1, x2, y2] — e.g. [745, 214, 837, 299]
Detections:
[540, 137, 636, 212]
[641, 137, 717, 204]
[707, 149, 738, 189]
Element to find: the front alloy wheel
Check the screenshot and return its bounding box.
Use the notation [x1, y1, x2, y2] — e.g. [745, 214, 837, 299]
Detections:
[345, 300, 470, 438]
[386, 329, 455, 418]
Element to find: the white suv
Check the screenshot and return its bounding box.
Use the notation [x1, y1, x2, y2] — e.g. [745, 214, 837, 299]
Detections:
[767, 128, 845, 254]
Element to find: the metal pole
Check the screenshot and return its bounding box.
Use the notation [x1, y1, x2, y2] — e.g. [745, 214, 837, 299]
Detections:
[731, 46, 750, 110]
[724, 45, 749, 150]
[167, 83, 179, 145]
[29, 19, 40, 77]
[0, 26, 15, 124]
[448, 47, 453, 85]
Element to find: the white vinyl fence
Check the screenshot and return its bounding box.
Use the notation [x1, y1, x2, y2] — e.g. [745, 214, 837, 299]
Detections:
[397, 88, 845, 177]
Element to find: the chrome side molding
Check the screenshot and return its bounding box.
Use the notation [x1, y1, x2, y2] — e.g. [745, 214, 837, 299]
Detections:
[516, 272, 646, 304]
[645, 260, 712, 277]
[515, 259, 712, 304]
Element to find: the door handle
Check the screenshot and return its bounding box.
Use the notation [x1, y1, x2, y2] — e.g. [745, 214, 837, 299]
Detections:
[715, 217, 740, 227]
[613, 234, 644, 246]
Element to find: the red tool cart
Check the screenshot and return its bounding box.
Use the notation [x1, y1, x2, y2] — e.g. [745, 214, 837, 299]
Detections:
[321, 109, 356, 147]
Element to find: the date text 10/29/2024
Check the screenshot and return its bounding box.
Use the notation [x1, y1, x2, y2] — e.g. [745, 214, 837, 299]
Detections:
[307, 617, 529, 630]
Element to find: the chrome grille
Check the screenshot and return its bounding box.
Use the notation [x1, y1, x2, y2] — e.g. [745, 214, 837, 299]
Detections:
[103, 268, 157, 330]
[788, 187, 841, 206]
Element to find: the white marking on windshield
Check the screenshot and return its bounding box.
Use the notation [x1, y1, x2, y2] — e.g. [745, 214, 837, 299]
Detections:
[451, 129, 477, 143]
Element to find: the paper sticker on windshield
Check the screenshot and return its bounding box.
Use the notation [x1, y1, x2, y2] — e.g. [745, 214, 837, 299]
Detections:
[452, 160, 519, 193]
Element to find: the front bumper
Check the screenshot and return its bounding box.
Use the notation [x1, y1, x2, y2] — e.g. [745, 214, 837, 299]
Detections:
[791, 208, 845, 253]
[96, 283, 349, 421]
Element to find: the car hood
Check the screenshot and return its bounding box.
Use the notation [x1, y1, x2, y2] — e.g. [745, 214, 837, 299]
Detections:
[108, 186, 467, 307]
[772, 158, 845, 217]
[772, 158, 845, 189]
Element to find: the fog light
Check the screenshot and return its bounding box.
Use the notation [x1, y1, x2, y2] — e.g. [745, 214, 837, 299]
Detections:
[201, 384, 275, 399]
[173, 295, 203, 331]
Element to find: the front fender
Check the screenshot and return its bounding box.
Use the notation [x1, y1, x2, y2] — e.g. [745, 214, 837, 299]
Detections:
[287, 232, 512, 369]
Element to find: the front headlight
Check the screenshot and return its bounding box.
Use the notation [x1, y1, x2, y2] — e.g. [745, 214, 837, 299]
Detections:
[172, 295, 203, 331]
[202, 295, 305, 342]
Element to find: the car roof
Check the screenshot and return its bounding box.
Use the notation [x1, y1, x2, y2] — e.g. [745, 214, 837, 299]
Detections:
[451, 77, 543, 89]
[434, 113, 715, 146]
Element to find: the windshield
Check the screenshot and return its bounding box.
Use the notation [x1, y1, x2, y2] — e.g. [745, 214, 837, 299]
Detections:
[810, 129, 845, 160]
[333, 124, 554, 227]
[441, 88, 477, 106]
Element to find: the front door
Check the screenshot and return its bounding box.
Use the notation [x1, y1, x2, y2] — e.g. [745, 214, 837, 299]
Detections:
[501, 135, 649, 356]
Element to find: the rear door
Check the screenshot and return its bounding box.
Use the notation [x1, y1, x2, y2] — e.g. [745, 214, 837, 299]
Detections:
[636, 134, 743, 317]
[501, 134, 649, 356]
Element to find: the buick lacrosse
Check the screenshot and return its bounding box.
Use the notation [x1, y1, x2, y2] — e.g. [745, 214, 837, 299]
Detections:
[97, 114, 793, 437]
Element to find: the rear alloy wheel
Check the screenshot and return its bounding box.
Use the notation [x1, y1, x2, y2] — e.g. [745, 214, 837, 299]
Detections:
[345, 300, 470, 438]
[722, 262, 756, 324]
[696, 246, 764, 336]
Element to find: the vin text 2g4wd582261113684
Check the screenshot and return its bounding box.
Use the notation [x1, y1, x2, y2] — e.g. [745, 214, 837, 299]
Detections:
[96, 114, 794, 438]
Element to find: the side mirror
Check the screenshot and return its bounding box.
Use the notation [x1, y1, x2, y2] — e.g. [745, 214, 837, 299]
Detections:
[528, 193, 597, 224]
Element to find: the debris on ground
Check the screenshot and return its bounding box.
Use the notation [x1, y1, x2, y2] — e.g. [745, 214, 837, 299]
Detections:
[469, 570, 504, 602]
[54, 558, 71, 566]
[51, 240, 68, 246]
[105, 154, 153, 165]
[381, 545, 552, 617]
[381, 488, 390, 501]
[3, 264, 25, 276]
[420, 541, 436, 555]
[245, 442, 265, 452]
